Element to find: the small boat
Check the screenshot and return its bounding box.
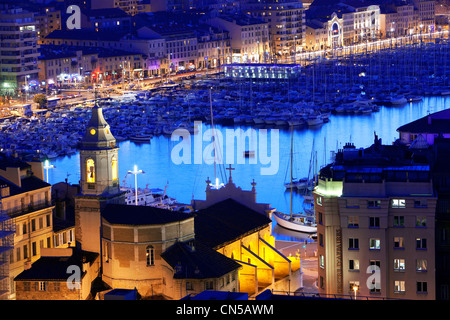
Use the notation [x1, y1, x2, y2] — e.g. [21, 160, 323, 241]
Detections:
[407, 95, 423, 102]
[275, 123, 317, 234]
[389, 95, 407, 105]
[122, 186, 179, 209]
[284, 177, 308, 190]
[130, 134, 152, 142]
[307, 115, 323, 126]
[273, 211, 317, 233]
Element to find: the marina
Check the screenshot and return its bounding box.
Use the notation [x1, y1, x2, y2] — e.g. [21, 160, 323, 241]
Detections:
[1, 41, 450, 241]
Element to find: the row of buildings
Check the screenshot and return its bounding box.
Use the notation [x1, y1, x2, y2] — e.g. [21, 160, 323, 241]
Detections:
[2, 91, 450, 301]
[0, 0, 443, 96]
[0, 94, 302, 300]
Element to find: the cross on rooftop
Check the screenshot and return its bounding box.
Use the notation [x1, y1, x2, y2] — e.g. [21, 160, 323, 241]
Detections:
[226, 164, 235, 182]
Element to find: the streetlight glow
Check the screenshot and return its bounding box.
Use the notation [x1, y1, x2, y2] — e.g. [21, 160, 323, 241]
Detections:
[127, 165, 145, 205]
[43, 160, 55, 183]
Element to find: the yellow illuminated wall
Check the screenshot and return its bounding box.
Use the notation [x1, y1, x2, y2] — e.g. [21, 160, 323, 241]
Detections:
[111, 158, 118, 181]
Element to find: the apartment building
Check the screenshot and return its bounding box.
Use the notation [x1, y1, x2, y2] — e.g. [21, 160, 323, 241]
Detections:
[42, 29, 161, 77]
[0, 7, 40, 96]
[91, 0, 149, 16]
[0, 153, 61, 300]
[38, 44, 145, 86]
[196, 26, 231, 70]
[34, 5, 62, 39]
[313, 139, 436, 300]
[244, 0, 305, 61]
[379, 2, 416, 38]
[413, 0, 436, 32]
[305, 20, 329, 51]
[304, 10, 344, 51]
[208, 13, 269, 64]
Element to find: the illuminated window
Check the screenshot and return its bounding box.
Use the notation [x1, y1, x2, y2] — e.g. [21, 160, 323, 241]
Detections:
[369, 238, 381, 250]
[348, 216, 359, 227]
[394, 259, 406, 271]
[349, 259, 359, 271]
[394, 237, 404, 249]
[416, 259, 427, 271]
[394, 280, 405, 293]
[112, 157, 118, 181]
[38, 281, 47, 291]
[87, 159, 95, 183]
[392, 199, 406, 208]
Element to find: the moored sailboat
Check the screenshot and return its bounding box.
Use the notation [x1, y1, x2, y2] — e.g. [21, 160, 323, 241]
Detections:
[273, 124, 317, 234]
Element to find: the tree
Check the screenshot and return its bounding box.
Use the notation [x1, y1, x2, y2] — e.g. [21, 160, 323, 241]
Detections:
[33, 93, 47, 108]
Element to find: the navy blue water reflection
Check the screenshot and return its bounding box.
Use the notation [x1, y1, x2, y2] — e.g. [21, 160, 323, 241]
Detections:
[49, 96, 449, 240]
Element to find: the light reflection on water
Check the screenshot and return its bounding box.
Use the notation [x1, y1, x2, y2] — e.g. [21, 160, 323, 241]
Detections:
[49, 96, 450, 240]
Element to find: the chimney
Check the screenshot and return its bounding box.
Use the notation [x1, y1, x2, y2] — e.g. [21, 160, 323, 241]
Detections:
[0, 185, 10, 198]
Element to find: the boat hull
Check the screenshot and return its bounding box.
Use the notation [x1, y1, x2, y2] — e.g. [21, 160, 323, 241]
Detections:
[272, 212, 317, 233]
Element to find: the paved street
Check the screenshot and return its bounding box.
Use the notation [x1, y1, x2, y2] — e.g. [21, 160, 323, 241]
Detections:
[276, 240, 318, 294]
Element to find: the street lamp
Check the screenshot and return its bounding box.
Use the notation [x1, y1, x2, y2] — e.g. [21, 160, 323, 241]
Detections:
[43, 159, 55, 183]
[25, 75, 30, 103]
[420, 24, 424, 42]
[352, 285, 358, 300]
[127, 165, 144, 205]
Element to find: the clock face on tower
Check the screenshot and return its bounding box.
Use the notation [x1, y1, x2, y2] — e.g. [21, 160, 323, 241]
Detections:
[90, 128, 96, 135]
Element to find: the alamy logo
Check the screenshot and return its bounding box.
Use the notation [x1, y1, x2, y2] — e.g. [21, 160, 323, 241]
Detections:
[66, 265, 81, 289]
[66, 5, 81, 30]
[170, 121, 279, 175]
[366, 265, 381, 290]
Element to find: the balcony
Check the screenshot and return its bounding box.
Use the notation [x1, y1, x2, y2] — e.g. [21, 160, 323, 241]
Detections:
[8, 202, 53, 218]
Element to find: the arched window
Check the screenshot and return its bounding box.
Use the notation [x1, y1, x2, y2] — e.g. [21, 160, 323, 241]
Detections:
[87, 159, 95, 183]
[111, 157, 118, 181]
[146, 245, 154, 266]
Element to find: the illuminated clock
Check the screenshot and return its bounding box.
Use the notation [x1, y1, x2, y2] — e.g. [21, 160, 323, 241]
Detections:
[90, 128, 96, 135]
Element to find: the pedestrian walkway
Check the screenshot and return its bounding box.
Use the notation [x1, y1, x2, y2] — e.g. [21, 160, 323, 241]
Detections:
[275, 240, 318, 294]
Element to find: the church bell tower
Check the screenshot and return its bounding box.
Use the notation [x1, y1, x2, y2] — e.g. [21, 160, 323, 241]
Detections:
[75, 98, 125, 254]
[79, 101, 120, 196]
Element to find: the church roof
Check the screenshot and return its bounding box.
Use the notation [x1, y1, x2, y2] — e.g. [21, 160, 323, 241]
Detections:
[161, 240, 241, 279]
[80, 104, 117, 150]
[194, 198, 272, 249]
[102, 204, 194, 225]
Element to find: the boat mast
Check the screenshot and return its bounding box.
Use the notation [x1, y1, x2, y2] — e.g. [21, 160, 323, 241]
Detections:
[209, 87, 217, 188]
[290, 122, 293, 218]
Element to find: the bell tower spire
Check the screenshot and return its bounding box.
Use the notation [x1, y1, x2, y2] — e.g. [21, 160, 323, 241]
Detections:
[75, 93, 124, 254]
[79, 95, 120, 196]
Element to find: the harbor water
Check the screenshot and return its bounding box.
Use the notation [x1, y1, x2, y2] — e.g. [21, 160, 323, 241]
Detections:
[46, 95, 450, 241]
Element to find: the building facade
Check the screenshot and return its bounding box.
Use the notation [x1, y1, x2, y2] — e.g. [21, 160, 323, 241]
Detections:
[0, 7, 40, 97]
[208, 14, 269, 64]
[0, 154, 68, 300]
[313, 140, 436, 300]
[244, 0, 305, 61]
